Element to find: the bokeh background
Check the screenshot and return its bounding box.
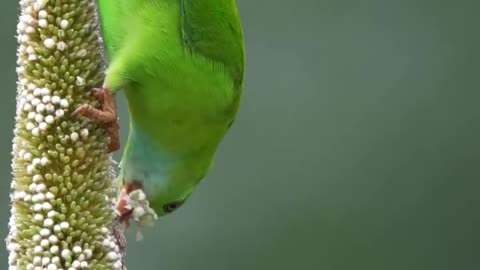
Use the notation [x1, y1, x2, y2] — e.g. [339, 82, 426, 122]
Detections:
[1, 0, 479, 269]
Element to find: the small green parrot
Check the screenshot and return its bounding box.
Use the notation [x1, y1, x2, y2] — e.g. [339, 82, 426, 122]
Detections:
[73, 0, 245, 221]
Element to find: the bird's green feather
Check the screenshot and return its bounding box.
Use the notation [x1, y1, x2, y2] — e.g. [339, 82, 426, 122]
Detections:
[181, 0, 245, 87]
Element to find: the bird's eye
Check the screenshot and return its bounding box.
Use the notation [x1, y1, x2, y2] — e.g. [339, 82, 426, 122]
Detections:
[163, 201, 183, 213]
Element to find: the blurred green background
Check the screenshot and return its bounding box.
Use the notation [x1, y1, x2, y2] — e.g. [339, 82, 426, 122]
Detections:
[1, 0, 480, 269]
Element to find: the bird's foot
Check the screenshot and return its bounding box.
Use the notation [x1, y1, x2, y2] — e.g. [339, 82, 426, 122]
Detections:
[116, 182, 158, 239]
[72, 87, 120, 153]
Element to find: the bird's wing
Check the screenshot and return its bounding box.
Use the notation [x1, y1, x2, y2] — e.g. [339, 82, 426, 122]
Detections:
[180, 0, 245, 87]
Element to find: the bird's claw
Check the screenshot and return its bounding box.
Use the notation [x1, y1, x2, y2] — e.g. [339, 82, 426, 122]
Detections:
[72, 87, 120, 153]
[91, 87, 105, 102]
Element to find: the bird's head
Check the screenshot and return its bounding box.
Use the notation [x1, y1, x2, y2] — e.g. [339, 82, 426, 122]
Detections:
[147, 183, 194, 217]
[118, 170, 205, 219]
[142, 157, 214, 217]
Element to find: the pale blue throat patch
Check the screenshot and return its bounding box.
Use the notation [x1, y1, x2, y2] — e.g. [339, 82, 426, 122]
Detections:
[119, 124, 176, 192]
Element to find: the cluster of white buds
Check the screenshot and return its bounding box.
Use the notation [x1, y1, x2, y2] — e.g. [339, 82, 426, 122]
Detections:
[124, 190, 158, 226]
[121, 189, 158, 241]
[8, 0, 125, 269]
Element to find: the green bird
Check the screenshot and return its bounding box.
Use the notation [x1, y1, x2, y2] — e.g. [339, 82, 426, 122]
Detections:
[73, 0, 245, 220]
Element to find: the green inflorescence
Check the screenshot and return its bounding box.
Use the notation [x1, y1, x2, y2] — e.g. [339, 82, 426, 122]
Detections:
[8, 0, 124, 269]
